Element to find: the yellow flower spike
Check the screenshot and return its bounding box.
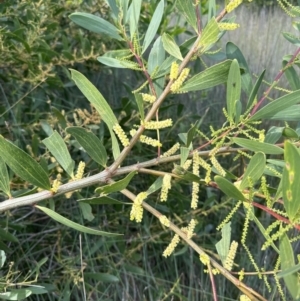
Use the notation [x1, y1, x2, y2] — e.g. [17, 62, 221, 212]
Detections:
[161, 174, 172, 202]
[199, 253, 210, 266]
[130, 129, 162, 147]
[225, 0, 242, 13]
[141, 93, 156, 103]
[187, 219, 196, 239]
[143, 119, 173, 130]
[51, 178, 61, 193]
[191, 152, 200, 209]
[224, 241, 238, 271]
[130, 192, 148, 223]
[159, 215, 170, 227]
[218, 22, 240, 31]
[170, 68, 190, 92]
[240, 295, 251, 301]
[113, 124, 130, 147]
[170, 61, 179, 80]
[163, 234, 180, 257]
[161, 142, 180, 158]
[75, 161, 85, 180]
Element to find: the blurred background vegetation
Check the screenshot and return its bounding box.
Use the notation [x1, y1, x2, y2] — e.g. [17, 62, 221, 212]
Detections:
[0, 0, 298, 300]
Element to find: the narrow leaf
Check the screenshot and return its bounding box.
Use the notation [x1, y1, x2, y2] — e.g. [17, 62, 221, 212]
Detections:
[69, 12, 122, 40]
[129, 0, 142, 39]
[84, 272, 119, 282]
[264, 126, 283, 144]
[176, 0, 198, 32]
[282, 31, 300, 47]
[162, 33, 183, 61]
[199, 18, 219, 51]
[146, 177, 163, 195]
[43, 131, 75, 178]
[215, 222, 231, 266]
[148, 36, 165, 75]
[247, 70, 265, 110]
[36, 206, 121, 236]
[278, 263, 300, 279]
[249, 89, 300, 121]
[226, 59, 241, 122]
[95, 171, 137, 194]
[282, 140, 300, 220]
[179, 60, 232, 92]
[70, 69, 118, 129]
[142, 0, 164, 53]
[0, 228, 18, 242]
[279, 233, 300, 300]
[106, 0, 119, 18]
[0, 156, 10, 196]
[78, 202, 94, 222]
[66, 126, 107, 167]
[267, 105, 300, 121]
[0, 136, 51, 190]
[134, 93, 144, 121]
[240, 152, 266, 190]
[215, 175, 245, 201]
[180, 147, 190, 167]
[232, 138, 283, 155]
[97, 56, 140, 69]
[0, 289, 32, 300]
[283, 60, 300, 91]
[0, 250, 6, 268]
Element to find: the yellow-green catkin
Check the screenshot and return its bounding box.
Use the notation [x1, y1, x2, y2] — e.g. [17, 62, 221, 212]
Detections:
[226, 0, 242, 13]
[161, 174, 172, 202]
[163, 234, 180, 257]
[51, 175, 61, 193]
[191, 152, 200, 209]
[183, 159, 192, 170]
[75, 161, 85, 180]
[218, 22, 240, 31]
[161, 142, 180, 158]
[130, 129, 162, 147]
[143, 119, 173, 130]
[187, 219, 196, 239]
[240, 295, 251, 301]
[199, 253, 210, 266]
[170, 61, 179, 80]
[141, 93, 156, 103]
[224, 241, 238, 271]
[159, 215, 170, 227]
[130, 192, 147, 223]
[238, 269, 245, 281]
[170, 68, 190, 92]
[113, 124, 130, 147]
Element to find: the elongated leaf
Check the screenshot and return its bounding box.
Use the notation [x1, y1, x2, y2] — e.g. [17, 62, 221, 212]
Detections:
[264, 126, 283, 144]
[79, 202, 94, 221]
[0, 250, 6, 268]
[148, 36, 165, 75]
[246, 70, 265, 110]
[227, 59, 241, 122]
[106, 0, 119, 18]
[215, 222, 231, 266]
[70, 69, 118, 129]
[215, 176, 245, 201]
[110, 128, 121, 160]
[142, 0, 164, 53]
[282, 141, 300, 220]
[69, 12, 122, 40]
[0, 228, 18, 242]
[199, 17, 219, 51]
[279, 233, 300, 300]
[129, 0, 142, 39]
[66, 127, 107, 167]
[180, 147, 190, 167]
[134, 93, 144, 120]
[249, 89, 300, 121]
[0, 155, 10, 196]
[226, 42, 252, 96]
[240, 152, 266, 190]
[283, 60, 300, 91]
[36, 206, 121, 236]
[43, 131, 75, 178]
[162, 33, 183, 61]
[173, 165, 203, 183]
[95, 171, 136, 194]
[0, 136, 51, 190]
[176, 0, 198, 32]
[282, 31, 300, 47]
[97, 56, 140, 69]
[179, 60, 232, 92]
[146, 177, 163, 195]
[78, 196, 128, 205]
[84, 272, 119, 282]
[187, 120, 202, 147]
[278, 263, 300, 279]
[232, 138, 283, 155]
[0, 289, 32, 300]
[121, 0, 129, 23]
[267, 105, 300, 121]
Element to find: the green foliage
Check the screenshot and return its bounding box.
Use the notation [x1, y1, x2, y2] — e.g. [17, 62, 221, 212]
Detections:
[2, 0, 300, 300]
